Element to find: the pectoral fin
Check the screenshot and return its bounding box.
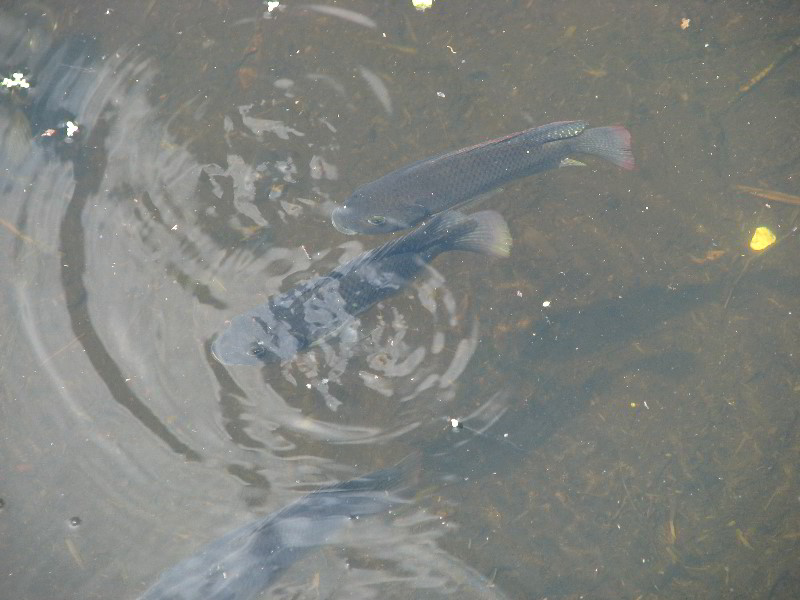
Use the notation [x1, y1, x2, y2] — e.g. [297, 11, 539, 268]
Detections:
[559, 157, 587, 168]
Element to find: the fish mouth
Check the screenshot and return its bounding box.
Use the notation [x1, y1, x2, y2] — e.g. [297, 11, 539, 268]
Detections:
[211, 336, 268, 366]
[331, 207, 357, 235]
[210, 335, 231, 365]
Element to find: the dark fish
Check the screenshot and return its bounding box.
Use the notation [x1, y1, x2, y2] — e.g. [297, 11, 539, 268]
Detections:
[140, 455, 418, 600]
[211, 210, 510, 366]
[331, 120, 634, 235]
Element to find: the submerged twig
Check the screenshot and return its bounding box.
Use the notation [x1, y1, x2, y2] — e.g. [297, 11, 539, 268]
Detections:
[730, 35, 800, 104]
[0, 217, 36, 244]
[0, 217, 58, 255]
[735, 185, 800, 207]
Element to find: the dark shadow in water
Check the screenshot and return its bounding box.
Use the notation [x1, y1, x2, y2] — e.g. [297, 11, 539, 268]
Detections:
[57, 96, 202, 463]
[525, 283, 718, 362]
[3, 20, 205, 462]
[203, 339, 268, 452]
[446, 284, 714, 475]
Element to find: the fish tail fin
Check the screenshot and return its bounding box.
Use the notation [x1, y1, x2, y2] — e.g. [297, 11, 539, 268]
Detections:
[329, 450, 421, 494]
[383, 450, 422, 499]
[326, 451, 422, 513]
[573, 125, 635, 170]
[444, 210, 512, 257]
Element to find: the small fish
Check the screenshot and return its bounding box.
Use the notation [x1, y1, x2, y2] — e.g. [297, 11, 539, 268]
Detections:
[300, 4, 377, 29]
[211, 210, 510, 365]
[331, 120, 634, 235]
[140, 455, 418, 600]
[357, 66, 392, 115]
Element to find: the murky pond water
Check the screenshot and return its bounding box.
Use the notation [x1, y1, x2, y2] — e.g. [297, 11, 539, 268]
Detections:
[1, 1, 798, 598]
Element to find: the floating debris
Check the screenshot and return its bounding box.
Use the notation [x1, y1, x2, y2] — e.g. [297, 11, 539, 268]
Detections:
[2, 72, 30, 89]
[239, 105, 305, 140]
[749, 226, 776, 251]
[65, 538, 85, 569]
[689, 249, 726, 264]
[724, 219, 796, 311]
[680, 18, 691, 30]
[735, 528, 754, 550]
[0, 218, 36, 245]
[723, 225, 783, 310]
[309, 155, 338, 180]
[413, 0, 434, 11]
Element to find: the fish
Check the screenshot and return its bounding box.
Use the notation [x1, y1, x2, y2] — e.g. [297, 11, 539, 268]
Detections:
[211, 210, 511, 366]
[357, 66, 393, 115]
[300, 4, 377, 29]
[331, 120, 634, 235]
[139, 455, 419, 600]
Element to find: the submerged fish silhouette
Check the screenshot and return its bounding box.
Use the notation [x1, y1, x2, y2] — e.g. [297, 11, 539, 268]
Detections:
[211, 210, 510, 366]
[140, 455, 418, 600]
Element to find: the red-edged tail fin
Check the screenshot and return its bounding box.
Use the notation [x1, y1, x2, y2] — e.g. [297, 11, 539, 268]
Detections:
[574, 125, 635, 170]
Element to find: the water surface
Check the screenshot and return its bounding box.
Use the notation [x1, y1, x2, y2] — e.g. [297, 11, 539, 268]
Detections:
[1, 1, 798, 598]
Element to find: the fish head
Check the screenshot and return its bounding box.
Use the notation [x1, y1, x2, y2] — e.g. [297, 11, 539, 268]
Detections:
[331, 199, 430, 235]
[211, 311, 299, 366]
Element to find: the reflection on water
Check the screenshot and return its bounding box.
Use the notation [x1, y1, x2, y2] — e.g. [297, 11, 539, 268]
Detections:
[1, 1, 798, 599]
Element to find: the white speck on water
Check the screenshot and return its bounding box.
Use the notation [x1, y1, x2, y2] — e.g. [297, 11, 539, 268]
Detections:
[2, 72, 30, 88]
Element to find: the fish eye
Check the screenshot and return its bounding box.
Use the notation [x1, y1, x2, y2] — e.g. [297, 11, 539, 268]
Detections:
[367, 215, 386, 226]
[249, 342, 267, 358]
